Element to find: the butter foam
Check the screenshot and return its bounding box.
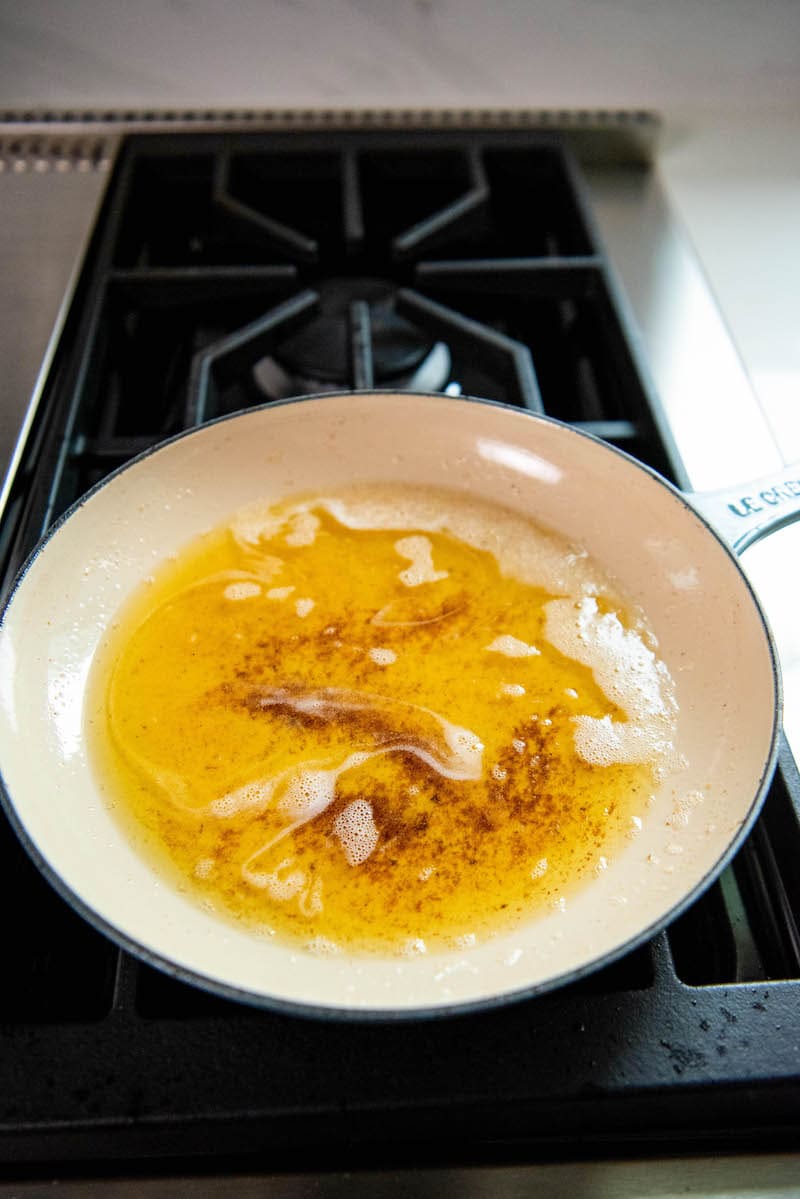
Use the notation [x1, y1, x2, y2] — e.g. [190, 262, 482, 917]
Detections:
[231, 487, 608, 596]
[394, 535, 449, 587]
[544, 595, 678, 767]
[485, 635, 540, 658]
[333, 799, 380, 866]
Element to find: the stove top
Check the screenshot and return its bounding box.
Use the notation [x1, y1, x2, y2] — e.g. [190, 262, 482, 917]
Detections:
[1, 127, 799, 1174]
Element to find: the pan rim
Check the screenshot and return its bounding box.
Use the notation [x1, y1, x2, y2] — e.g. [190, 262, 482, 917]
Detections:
[0, 390, 783, 1020]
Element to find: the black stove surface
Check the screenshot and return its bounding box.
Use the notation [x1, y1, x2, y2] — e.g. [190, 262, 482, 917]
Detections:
[1, 130, 799, 1175]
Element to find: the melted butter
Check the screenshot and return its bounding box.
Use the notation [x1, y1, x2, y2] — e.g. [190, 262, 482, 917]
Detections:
[86, 485, 676, 955]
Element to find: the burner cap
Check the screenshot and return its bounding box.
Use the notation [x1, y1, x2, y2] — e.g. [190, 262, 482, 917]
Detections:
[276, 278, 434, 384]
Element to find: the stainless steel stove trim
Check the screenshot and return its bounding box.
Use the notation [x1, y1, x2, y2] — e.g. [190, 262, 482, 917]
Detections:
[5, 1153, 800, 1196]
[0, 129, 116, 173]
[0, 108, 660, 170]
[0, 131, 120, 520]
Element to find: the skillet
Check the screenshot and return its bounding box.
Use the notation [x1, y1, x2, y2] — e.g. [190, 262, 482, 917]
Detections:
[1, 391, 798, 1018]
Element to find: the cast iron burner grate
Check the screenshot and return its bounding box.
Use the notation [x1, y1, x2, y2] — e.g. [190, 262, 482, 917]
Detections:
[1, 130, 799, 1174]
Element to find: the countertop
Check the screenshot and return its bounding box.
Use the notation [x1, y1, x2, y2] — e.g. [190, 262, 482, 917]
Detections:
[655, 121, 800, 778]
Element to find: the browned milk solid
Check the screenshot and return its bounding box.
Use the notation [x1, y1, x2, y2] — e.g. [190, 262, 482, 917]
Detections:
[86, 486, 679, 956]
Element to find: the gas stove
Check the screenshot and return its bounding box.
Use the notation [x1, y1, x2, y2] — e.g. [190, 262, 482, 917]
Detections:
[0, 116, 798, 1179]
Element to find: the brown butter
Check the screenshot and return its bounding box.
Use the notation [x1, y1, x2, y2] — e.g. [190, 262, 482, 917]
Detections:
[86, 488, 655, 955]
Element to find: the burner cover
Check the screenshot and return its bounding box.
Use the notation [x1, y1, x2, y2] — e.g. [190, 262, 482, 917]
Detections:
[277, 277, 433, 384]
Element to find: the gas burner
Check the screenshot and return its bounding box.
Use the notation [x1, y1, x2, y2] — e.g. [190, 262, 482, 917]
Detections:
[252, 277, 451, 400]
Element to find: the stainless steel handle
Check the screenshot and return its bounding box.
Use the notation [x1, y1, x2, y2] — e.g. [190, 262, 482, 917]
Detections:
[688, 462, 800, 556]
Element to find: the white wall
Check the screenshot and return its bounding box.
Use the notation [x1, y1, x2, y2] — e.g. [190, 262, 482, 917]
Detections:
[1, 0, 798, 118]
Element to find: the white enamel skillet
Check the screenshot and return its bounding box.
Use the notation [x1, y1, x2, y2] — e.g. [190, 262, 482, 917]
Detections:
[1, 392, 799, 1019]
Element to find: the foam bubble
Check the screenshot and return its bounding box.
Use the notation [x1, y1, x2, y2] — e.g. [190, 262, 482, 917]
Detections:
[666, 789, 704, 830]
[333, 799, 380, 866]
[485, 635, 540, 658]
[394, 535, 449, 587]
[267, 585, 295, 600]
[530, 857, 548, 879]
[295, 597, 315, 618]
[223, 581, 262, 601]
[246, 856, 306, 899]
[211, 778, 276, 817]
[229, 506, 283, 546]
[305, 935, 340, 956]
[369, 647, 397, 666]
[500, 683, 526, 697]
[441, 722, 484, 777]
[193, 857, 215, 879]
[545, 595, 678, 768]
[285, 511, 320, 547]
[572, 714, 647, 767]
[491, 764, 507, 781]
[546, 596, 672, 718]
[279, 768, 337, 821]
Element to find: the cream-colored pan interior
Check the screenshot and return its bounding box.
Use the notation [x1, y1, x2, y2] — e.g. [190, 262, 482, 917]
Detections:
[0, 394, 779, 1015]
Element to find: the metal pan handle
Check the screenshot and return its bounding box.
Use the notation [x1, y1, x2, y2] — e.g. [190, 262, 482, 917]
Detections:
[688, 462, 800, 557]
